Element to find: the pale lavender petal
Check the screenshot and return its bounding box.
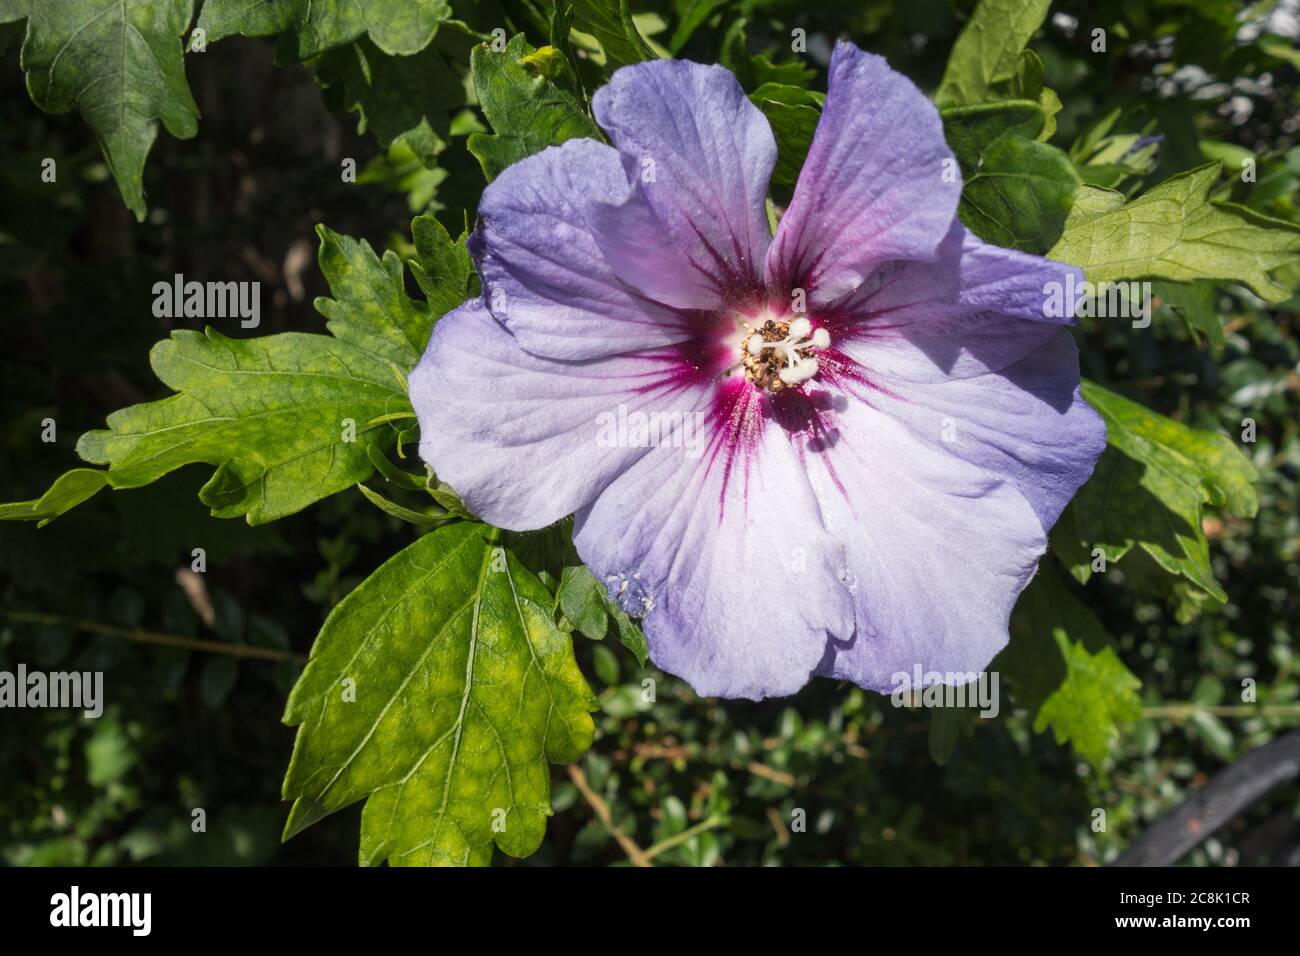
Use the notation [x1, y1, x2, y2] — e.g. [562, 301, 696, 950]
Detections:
[793, 392, 1045, 692]
[819, 230, 1103, 528]
[830, 225, 1082, 336]
[828, 242, 1082, 383]
[410, 300, 716, 530]
[766, 42, 960, 307]
[574, 381, 855, 700]
[828, 332, 1106, 530]
[825, 227, 1076, 384]
[591, 59, 776, 310]
[472, 138, 699, 360]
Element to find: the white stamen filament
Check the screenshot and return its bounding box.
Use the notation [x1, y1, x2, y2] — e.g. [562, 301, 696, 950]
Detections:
[750, 321, 831, 386]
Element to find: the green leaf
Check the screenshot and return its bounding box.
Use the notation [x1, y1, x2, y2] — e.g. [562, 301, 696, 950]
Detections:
[927, 706, 972, 766]
[355, 483, 444, 528]
[668, 0, 730, 54]
[315, 224, 434, 368]
[467, 34, 603, 181]
[1003, 561, 1141, 765]
[1047, 504, 1089, 584]
[0, 0, 200, 221]
[1153, 280, 1223, 348]
[357, 139, 449, 212]
[1073, 119, 1161, 191]
[1034, 635, 1142, 766]
[935, 0, 1052, 108]
[518, 45, 572, 86]
[1085, 381, 1259, 521]
[556, 565, 649, 665]
[0, 469, 109, 526]
[942, 100, 1048, 158]
[608, 610, 649, 667]
[557, 566, 610, 641]
[988, 49, 1059, 141]
[1004, 560, 1115, 713]
[748, 83, 823, 194]
[367, 445, 428, 492]
[426, 478, 474, 519]
[1259, 33, 1300, 70]
[72, 328, 411, 525]
[570, 0, 655, 69]
[1072, 380, 1260, 602]
[750, 54, 816, 89]
[4, 224, 437, 526]
[315, 39, 463, 161]
[197, 0, 452, 62]
[942, 101, 1078, 254]
[1188, 709, 1235, 761]
[718, 17, 816, 93]
[546, 3, 585, 100]
[409, 215, 477, 319]
[199, 655, 240, 709]
[502, 523, 580, 590]
[960, 134, 1077, 253]
[1048, 165, 1300, 303]
[281, 523, 598, 865]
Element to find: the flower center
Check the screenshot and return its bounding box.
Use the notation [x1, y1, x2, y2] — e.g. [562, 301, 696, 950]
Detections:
[737, 316, 831, 392]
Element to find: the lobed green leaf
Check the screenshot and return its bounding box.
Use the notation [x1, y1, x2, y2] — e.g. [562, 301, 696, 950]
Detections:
[2, 222, 459, 527]
[74, 328, 410, 525]
[1048, 165, 1300, 302]
[1003, 561, 1141, 765]
[0, 0, 199, 220]
[198, 0, 452, 62]
[281, 522, 598, 865]
[467, 34, 603, 182]
[557, 565, 649, 665]
[1067, 380, 1260, 603]
[942, 100, 1078, 253]
[935, 0, 1052, 108]
[570, 0, 656, 69]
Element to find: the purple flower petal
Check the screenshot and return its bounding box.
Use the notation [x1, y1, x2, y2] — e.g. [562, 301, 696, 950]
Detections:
[591, 59, 776, 310]
[573, 380, 856, 700]
[837, 332, 1106, 530]
[795, 392, 1046, 692]
[473, 138, 698, 360]
[830, 225, 1082, 338]
[766, 41, 960, 307]
[819, 228, 1104, 528]
[410, 300, 717, 530]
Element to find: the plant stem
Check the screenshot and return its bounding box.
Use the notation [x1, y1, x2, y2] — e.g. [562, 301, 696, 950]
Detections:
[1, 610, 306, 664]
[643, 815, 726, 862]
[565, 763, 652, 867]
[1142, 703, 1300, 719]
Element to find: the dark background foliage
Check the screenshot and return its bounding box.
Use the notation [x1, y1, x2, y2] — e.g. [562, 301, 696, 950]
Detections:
[2, 0, 1298, 865]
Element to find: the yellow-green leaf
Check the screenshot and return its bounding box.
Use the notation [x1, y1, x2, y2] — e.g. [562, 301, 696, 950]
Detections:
[282, 522, 597, 865]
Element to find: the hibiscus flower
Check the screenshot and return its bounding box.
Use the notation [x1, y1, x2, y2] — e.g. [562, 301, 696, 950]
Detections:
[410, 41, 1106, 700]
